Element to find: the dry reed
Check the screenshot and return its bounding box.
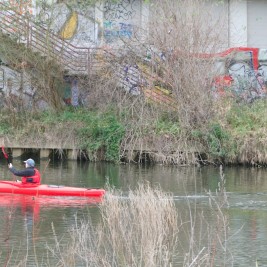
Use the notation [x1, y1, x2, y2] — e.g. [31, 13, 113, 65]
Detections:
[49, 168, 232, 266]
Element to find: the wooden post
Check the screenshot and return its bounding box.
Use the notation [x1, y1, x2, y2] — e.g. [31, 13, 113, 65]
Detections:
[67, 149, 78, 160]
[12, 148, 23, 158]
[40, 149, 50, 159]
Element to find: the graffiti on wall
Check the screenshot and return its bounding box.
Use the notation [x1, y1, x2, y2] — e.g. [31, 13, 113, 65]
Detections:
[211, 48, 267, 102]
[63, 75, 81, 107]
[36, 2, 99, 47]
[119, 64, 142, 95]
[104, 21, 133, 41]
[60, 10, 78, 40]
[119, 47, 267, 107]
[35, 0, 140, 46]
[103, 0, 137, 42]
[103, 0, 137, 21]
[0, 65, 37, 110]
[228, 65, 266, 102]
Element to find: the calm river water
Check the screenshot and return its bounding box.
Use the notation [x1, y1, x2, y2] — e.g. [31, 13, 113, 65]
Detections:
[0, 160, 267, 266]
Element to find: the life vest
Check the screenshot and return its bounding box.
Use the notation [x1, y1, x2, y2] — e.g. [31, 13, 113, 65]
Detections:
[21, 168, 41, 184]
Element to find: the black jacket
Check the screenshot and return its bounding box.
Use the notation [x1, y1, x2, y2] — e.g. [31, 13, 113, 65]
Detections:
[9, 166, 35, 177]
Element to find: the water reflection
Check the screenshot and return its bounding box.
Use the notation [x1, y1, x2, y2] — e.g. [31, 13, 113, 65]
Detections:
[0, 161, 267, 265]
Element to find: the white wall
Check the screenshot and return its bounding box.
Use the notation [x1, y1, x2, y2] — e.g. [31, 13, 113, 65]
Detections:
[229, 0, 248, 47]
[247, 0, 267, 48]
[30, 0, 267, 49]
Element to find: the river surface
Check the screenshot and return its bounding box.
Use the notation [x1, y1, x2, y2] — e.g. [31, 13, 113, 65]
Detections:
[0, 160, 267, 266]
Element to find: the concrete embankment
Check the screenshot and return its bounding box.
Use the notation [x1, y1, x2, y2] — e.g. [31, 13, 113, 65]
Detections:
[0, 136, 205, 164]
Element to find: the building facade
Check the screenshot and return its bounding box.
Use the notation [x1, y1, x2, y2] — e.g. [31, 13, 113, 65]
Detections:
[1, 0, 267, 107]
[3, 0, 267, 49]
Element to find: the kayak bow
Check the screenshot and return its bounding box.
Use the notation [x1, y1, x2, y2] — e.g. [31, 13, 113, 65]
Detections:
[0, 181, 105, 198]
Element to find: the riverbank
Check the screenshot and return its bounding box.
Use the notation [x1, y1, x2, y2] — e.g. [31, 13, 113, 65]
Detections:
[0, 97, 267, 166]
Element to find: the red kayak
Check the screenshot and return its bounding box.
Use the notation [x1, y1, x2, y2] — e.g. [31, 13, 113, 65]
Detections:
[0, 180, 105, 197]
[0, 193, 103, 222]
[0, 194, 102, 208]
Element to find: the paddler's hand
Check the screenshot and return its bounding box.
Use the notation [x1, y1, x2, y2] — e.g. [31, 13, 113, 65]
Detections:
[8, 163, 12, 169]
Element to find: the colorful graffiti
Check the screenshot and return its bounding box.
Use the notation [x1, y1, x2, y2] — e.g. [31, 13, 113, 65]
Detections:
[63, 75, 80, 107]
[118, 47, 267, 108]
[36, 2, 98, 46]
[104, 21, 133, 41]
[35, 0, 140, 45]
[211, 47, 267, 102]
[60, 11, 78, 40]
[119, 60, 177, 110]
[103, 0, 137, 43]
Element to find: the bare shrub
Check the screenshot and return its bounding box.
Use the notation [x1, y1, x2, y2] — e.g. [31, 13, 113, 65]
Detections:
[100, 0, 230, 164]
[142, 0, 228, 129]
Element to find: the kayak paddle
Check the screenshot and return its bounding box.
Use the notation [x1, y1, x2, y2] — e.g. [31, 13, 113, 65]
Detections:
[2, 146, 10, 164]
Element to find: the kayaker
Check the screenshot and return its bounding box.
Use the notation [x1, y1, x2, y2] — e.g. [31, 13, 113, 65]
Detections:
[8, 158, 41, 185]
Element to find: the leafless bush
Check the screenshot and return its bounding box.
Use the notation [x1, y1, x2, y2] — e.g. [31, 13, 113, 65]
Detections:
[140, 0, 228, 129]
[101, 0, 230, 163]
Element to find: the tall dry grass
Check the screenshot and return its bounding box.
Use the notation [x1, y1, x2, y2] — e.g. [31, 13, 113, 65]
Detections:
[97, 184, 178, 267]
[50, 183, 178, 267]
[49, 167, 231, 266]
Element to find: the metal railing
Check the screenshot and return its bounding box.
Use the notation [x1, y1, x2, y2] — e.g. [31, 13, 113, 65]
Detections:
[0, 2, 93, 74]
[0, 2, 177, 109]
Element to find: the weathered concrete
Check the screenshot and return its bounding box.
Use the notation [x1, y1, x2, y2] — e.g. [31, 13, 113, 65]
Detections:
[0, 136, 204, 163]
[0, 136, 79, 160]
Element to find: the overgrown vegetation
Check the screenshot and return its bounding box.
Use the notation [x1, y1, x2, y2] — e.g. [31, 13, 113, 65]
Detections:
[0, 0, 266, 166]
[0, 97, 267, 165]
[48, 169, 231, 266]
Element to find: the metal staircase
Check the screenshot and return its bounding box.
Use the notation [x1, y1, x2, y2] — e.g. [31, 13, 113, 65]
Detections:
[0, 2, 177, 109]
[0, 1, 95, 75]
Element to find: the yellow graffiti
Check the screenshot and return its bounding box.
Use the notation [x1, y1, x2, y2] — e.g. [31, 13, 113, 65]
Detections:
[60, 11, 78, 40]
[154, 85, 171, 95]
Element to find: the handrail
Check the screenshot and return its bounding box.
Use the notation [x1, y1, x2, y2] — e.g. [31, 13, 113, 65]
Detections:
[0, 1, 92, 74]
[0, 2, 177, 109]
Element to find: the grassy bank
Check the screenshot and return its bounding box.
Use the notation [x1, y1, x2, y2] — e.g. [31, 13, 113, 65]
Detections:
[1, 0, 259, 167]
[0, 97, 267, 166]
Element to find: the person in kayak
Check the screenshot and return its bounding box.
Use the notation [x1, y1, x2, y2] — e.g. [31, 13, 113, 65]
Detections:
[8, 158, 41, 185]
